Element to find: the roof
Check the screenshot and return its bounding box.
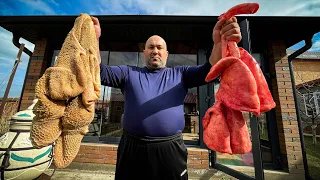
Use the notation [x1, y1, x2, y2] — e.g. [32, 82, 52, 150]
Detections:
[104, 93, 197, 104]
[287, 50, 320, 59]
[1, 15, 320, 53]
[296, 78, 320, 88]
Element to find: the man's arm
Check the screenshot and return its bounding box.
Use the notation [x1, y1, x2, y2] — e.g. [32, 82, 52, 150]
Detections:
[100, 63, 128, 88]
[183, 62, 212, 88]
[90, 16, 128, 88]
[210, 17, 241, 66]
[182, 17, 242, 88]
[182, 42, 222, 88]
[209, 43, 222, 66]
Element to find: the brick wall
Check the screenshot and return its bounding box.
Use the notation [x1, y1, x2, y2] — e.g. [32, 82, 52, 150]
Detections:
[293, 59, 320, 85]
[268, 40, 305, 174]
[75, 143, 209, 169]
[19, 39, 48, 110]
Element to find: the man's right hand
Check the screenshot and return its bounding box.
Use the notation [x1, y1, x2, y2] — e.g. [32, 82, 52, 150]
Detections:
[90, 16, 102, 63]
[91, 16, 101, 40]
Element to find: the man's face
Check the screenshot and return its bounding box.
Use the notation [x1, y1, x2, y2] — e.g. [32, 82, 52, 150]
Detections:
[143, 35, 169, 69]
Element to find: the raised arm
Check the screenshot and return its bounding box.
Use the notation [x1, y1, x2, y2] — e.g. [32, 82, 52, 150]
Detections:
[90, 16, 128, 88]
[183, 62, 212, 88]
[100, 63, 128, 88]
[183, 17, 242, 88]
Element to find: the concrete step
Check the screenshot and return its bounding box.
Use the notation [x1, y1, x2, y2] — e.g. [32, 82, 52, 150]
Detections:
[37, 162, 305, 180]
[37, 162, 237, 180]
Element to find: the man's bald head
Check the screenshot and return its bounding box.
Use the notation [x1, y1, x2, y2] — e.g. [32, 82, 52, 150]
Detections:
[145, 35, 167, 51]
[143, 35, 169, 70]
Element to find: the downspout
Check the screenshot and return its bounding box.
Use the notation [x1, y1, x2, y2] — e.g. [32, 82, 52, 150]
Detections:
[287, 35, 313, 180]
[12, 35, 33, 56]
[12, 34, 33, 111]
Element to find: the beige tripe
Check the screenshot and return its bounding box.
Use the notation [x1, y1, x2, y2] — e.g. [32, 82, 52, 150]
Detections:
[30, 13, 100, 168]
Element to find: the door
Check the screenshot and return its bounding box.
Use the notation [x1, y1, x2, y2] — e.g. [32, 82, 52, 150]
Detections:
[198, 19, 265, 180]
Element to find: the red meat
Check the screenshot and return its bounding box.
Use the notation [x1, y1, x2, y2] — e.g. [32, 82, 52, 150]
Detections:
[226, 108, 252, 154]
[203, 101, 232, 154]
[202, 3, 276, 154]
[205, 56, 260, 117]
[239, 48, 276, 112]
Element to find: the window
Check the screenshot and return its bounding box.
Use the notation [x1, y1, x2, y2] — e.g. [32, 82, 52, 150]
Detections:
[69, 42, 200, 144]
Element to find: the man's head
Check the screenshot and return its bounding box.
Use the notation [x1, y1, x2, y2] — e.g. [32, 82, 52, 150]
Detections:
[143, 35, 169, 69]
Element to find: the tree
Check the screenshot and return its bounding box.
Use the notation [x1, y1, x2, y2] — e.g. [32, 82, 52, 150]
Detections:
[295, 76, 320, 146]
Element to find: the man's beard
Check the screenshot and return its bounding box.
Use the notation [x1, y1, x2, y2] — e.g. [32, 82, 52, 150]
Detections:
[147, 57, 164, 69]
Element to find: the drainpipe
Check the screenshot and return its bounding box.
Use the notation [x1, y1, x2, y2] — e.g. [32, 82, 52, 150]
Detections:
[12, 35, 33, 56]
[287, 35, 313, 180]
[12, 34, 33, 111]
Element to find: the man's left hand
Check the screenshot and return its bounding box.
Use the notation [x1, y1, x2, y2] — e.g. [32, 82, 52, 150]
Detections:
[213, 17, 242, 44]
[209, 17, 242, 66]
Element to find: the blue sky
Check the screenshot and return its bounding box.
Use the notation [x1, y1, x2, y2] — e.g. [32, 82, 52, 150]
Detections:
[0, 0, 320, 98]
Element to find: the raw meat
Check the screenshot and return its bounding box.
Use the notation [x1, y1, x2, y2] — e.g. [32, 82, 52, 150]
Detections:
[203, 3, 276, 154]
[239, 49, 276, 112]
[31, 13, 101, 168]
[203, 101, 231, 154]
[205, 56, 260, 116]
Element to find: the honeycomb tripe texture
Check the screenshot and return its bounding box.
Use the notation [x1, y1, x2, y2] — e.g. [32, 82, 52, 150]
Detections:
[31, 13, 101, 168]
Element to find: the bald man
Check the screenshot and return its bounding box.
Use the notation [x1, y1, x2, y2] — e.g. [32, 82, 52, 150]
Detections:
[91, 16, 241, 180]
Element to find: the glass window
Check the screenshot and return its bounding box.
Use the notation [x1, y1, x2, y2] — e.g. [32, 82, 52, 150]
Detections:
[214, 80, 273, 173]
[53, 42, 200, 145]
[97, 51, 138, 140]
[213, 81, 255, 176]
[99, 43, 199, 144]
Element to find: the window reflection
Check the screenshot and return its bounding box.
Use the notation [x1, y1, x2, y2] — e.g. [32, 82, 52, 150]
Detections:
[52, 46, 200, 144]
[100, 50, 198, 144]
[213, 80, 273, 171]
[56, 42, 201, 144]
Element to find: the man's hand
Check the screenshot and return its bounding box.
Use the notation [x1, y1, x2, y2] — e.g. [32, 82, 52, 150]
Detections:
[91, 16, 101, 63]
[91, 16, 101, 40]
[213, 17, 241, 44]
[209, 17, 241, 66]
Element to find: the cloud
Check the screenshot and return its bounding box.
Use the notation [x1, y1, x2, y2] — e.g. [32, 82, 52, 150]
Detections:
[0, 28, 35, 70]
[92, 0, 320, 16]
[0, 69, 25, 98]
[0, 1, 15, 15]
[17, 0, 57, 15]
[273, 1, 320, 16]
[0, 27, 34, 98]
[49, 0, 59, 6]
[310, 40, 320, 51]
[93, 0, 145, 15]
[309, 32, 320, 51]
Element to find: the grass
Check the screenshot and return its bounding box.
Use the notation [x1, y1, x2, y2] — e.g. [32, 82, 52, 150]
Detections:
[304, 135, 320, 180]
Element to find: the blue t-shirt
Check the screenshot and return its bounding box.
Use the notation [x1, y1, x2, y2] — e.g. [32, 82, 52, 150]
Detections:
[100, 62, 212, 136]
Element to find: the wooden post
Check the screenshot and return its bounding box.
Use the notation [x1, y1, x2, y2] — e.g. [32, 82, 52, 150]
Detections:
[0, 43, 25, 119]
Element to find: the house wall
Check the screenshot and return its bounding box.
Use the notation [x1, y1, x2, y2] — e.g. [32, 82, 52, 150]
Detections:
[293, 58, 320, 135]
[18, 38, 210, 169]
[268, 40, 305, 174]
[74, 143, 209, 169]
[109, 102, 124, 123]
[293, 59, 320, 85]
[18, 39, 307, 174]
[19, 39, 48, 110]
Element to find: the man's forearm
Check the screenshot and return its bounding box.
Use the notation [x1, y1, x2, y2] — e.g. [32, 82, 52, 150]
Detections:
[97, 38, 101, 63]
[209, 42, 222, 66]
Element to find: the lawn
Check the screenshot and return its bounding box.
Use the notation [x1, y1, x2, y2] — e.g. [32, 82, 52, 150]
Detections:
[304, 135, 320, 180]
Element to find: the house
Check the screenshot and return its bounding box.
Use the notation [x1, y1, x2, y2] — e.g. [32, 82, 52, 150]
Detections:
[287, 50, 320, 135]
[1, 15, 320, 179]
